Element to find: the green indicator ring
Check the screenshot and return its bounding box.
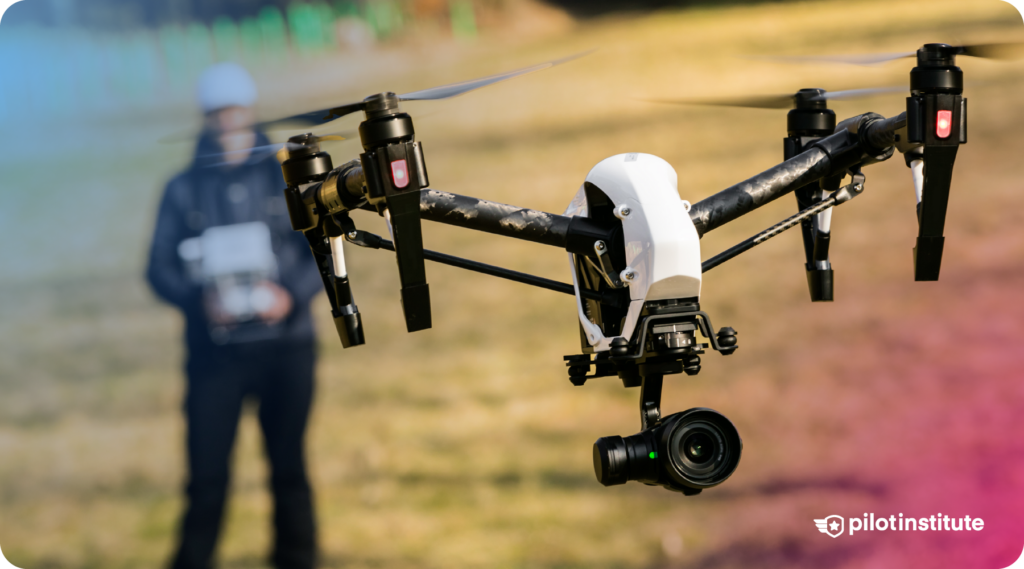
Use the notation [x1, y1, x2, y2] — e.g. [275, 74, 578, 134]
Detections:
[649, 451, 658, 459]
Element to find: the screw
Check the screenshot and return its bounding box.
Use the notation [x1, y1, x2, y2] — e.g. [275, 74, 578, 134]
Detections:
[620, 207, 631, 217]
[595, 241, 606, 251]
[347, 231, 358, 239]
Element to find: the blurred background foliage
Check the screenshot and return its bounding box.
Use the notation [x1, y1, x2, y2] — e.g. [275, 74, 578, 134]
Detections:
[1, 0, 477, 126]
[0, 0, 817, 127]
[2, 0, 1024, 568]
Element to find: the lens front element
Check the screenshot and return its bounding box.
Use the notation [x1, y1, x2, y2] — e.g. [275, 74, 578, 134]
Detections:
[664, 409, 742, 489]
[682, 431, 715, 465]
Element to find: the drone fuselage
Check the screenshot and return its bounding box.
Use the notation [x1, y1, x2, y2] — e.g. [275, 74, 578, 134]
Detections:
[565, 153, 702, 354]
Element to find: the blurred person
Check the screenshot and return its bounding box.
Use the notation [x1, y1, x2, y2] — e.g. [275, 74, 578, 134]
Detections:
[146, 62, 323, 569]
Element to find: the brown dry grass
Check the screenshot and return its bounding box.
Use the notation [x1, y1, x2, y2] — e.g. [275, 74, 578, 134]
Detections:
[3, 1, 1024, 567]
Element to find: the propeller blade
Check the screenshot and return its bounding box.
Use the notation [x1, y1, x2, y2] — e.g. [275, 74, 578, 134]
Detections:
[647, 85, 904, 111]
[258, 101, 365, 131]
[398, 50, 592, 101]
[165, 51, 591, 144]
[820, 86, 906, 100]
[756, 51, 916, 66]
[958, 41, 1024, 60]
[647, 94, 796, 109]
[160, 108, 362, 143]
[200, 143, 283, 168]
[199, 131, 353, 168]
[765, 41, 1024, 67]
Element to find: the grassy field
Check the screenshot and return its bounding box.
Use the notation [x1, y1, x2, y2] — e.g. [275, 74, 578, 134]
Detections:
[3, 0, 1024, 567]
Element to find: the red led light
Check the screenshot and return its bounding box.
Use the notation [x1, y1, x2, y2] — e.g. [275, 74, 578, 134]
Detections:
[936, 110, 953, 139]
[391, 159, 409, 189]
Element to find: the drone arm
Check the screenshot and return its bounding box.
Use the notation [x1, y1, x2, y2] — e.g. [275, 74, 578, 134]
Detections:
[418, 189, 570, 246]
[309, 167, 613, 255]
[418, 189, 614, 254]
[688, 145, 833, 236]
[689, 112, 903, 237]
[862, 112, 908, 151]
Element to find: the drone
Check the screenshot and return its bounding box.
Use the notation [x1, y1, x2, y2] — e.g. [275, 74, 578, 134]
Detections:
[234, 42, 1005, 495]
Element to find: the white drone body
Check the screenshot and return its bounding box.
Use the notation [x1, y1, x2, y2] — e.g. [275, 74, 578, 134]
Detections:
[564, 153, 702, 353]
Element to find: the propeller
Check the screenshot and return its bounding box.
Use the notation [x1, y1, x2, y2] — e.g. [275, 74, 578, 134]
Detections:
[764, 41, 1024, 66]
[161, 50, 593, 143]
[646, 86, 904, 110]
[199, 132, 352, 168]
[261, 51, 590, 336]
[255, 50, 592, 131]
[161, 51, 590, 145]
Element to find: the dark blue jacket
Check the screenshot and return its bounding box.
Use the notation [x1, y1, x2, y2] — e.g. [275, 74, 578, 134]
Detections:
[146, 132, 323, 355]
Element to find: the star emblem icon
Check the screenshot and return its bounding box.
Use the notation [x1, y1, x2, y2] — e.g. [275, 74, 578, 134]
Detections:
[814, 515, 845, 539]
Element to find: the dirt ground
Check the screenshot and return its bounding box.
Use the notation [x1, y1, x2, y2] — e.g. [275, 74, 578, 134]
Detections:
[2, 0, 1024, 567]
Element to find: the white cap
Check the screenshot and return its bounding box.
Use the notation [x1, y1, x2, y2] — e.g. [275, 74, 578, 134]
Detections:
[196, 62, 257, 113]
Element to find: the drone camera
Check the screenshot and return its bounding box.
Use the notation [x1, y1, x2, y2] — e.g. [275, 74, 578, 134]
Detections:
[594, 408, 742, 494]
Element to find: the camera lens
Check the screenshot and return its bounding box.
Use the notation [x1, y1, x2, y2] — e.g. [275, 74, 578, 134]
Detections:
[663, 409, 741, 489]
[593, 436, 628, 486]
[671, 422, 724, 480]
[682, 431, 714, 465]
[593, 431, 659, 487]
[593, 408, 741, 493]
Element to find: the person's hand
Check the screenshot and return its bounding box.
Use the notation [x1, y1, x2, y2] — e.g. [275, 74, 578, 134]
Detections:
[253, 281, 293, 325]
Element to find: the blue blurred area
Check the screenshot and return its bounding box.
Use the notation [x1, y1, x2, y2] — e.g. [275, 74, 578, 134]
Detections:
[0, 2, 357, 128]
[0, 0, 478, 285]
[0, 0, 479, 135]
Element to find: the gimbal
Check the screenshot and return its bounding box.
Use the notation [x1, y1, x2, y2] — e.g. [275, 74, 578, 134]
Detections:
[270, 43, 967, 495]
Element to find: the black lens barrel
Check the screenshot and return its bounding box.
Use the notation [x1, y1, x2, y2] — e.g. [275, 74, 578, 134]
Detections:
[593, 407, 742, 493]
[593, 436, 628, 486]
[593, 431, 659, 486]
